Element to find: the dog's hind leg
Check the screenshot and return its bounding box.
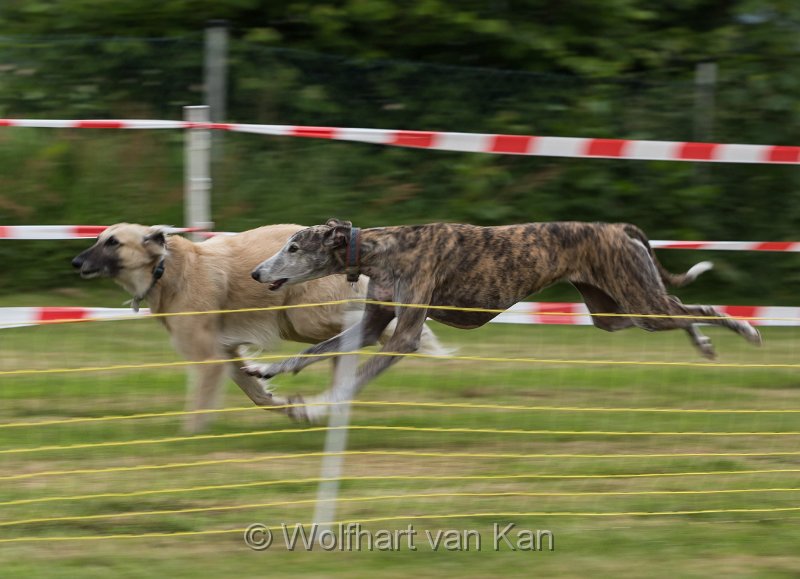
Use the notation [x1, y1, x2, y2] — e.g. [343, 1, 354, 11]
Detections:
[624, 297, 760, 358]
[581, 238, 759, 357]
[680, 303, 762, 346]
[685, 323, 716, 359]
[572, 282, 634, 332]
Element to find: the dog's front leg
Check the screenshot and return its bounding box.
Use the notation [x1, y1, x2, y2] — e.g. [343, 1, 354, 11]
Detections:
[355, 308, 428, 387]
[183, 361, 227, 435]
[242, 304, 395, 379]
[228, 358, 290, 408]
[288, 307, 430, 422]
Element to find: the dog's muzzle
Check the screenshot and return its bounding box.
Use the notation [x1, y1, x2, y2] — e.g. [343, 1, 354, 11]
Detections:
[72, 255, 101, 278]
[251, 269, 288, 290]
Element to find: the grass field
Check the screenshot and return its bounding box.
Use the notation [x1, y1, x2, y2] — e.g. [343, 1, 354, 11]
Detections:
[1, 289, 799, 578]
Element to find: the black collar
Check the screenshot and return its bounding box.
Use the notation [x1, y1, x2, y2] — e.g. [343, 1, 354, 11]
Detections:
[131, 257, 165, 312]
[345, 227, 361, 283]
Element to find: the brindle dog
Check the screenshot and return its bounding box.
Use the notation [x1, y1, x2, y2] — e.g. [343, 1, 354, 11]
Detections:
[246, 219, 761, 420]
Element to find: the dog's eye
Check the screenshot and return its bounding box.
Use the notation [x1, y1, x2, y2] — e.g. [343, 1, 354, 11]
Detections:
[105, 236, 120, 247]
[287, 244, 299, 253]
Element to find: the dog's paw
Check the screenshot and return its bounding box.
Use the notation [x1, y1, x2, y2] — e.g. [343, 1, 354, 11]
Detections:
[746, 326, 763, 347]
[242, 363, 276, 379]
[696, 336, 717, 360]
[303, 401, 330, 424]
[286, 394, 309, 423]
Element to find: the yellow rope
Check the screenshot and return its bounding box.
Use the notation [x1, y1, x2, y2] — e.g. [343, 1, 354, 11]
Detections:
[4, 450, 800, 482]
[7, 423, 800, 457]
[0, 427, 331, 455]
[4, 474, 800, 509]
[3, 508, 800, 544]
[6, 399, 800, 430]
[2, 349, 798, 377]
[5, 488, 800, 528]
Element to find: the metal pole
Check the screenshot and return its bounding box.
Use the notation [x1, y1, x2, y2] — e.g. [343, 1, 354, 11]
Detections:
[693, 62, 717, 142]
[204, 20, 229, 124]
[183, 105, 213, 240]
[312, 307, 363, 531]
[692, 62, 717, 184]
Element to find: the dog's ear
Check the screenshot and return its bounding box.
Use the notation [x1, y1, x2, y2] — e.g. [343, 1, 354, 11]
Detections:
[325, 218, 352, 229]
[323, 218, 352, 248]
[142, 225, 170, 250]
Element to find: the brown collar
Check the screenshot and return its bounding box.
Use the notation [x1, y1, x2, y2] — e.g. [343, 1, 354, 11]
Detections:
[345, 227, 361, 283]
[131, 257, 165, 312]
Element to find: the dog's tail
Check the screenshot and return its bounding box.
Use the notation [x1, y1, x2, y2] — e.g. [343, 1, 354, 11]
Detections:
[623, 224, 713, 288]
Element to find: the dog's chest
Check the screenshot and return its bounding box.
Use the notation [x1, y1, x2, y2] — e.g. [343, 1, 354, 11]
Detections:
[219, 314, 281, 349]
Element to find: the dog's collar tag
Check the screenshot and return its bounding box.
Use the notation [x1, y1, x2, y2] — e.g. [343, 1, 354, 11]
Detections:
[345, 227, 361, 283]
[131, 257, 166, 312]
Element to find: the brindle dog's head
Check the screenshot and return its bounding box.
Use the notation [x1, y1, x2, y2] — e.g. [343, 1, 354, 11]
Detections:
[72, 223, 170, 296]
[251, 218, 352, 290]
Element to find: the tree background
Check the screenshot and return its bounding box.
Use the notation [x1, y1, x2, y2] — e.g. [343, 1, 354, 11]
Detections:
[0, 0, 798, 303]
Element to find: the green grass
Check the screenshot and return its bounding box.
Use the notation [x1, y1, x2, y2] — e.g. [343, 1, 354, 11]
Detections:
[0, 294, 799, 577]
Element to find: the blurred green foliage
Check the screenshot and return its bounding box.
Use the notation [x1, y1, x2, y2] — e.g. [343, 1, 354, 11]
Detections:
[0, 1, 798, 303]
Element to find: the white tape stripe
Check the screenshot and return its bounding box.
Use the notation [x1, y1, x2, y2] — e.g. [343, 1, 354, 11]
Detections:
[717, 144, 769, 164]
[623, 140, 683, 161]
[533, 137, 585, 158]
[433, 131, 492, 153]
[226, 124, 292, 137]
[3, 226, 74, 240]
[337, 128, 393, 145]
[6, 120, 74, 128]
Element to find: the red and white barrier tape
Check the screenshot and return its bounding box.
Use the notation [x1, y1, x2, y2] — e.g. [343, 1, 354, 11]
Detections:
[649, 240, 800, 252]
[0, 225, 202, 240]
[1, 303, 797, 329]
[0, 307, 148, 329]
[3, 118, 800, 164]
[493, 303, 800, 327]
[0, 225, 797, 251]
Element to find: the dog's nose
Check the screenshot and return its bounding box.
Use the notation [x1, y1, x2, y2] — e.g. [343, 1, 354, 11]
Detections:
[71, 256, 84, 269]
[251, 270, 261, 282]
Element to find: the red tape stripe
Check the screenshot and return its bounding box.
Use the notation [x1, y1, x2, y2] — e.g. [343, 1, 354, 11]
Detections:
[73, 226, 107, 237]
[678, 142, 719, 160]
[490, 135, 535, 154]
[767, 146, 800, 163]
[754, 241, 795, 251]
[290, 126, 337, 139]
[391, 131, 436, 148]
[585, 139, 627, 158]
[73, 120, 126, 129]
[535, 302, 579, 325]
[36, 308, 89, 324]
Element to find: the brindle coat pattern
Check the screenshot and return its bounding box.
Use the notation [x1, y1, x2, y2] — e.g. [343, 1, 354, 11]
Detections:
[246, 219, 761, 420]
[71, 222, 446, 432]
